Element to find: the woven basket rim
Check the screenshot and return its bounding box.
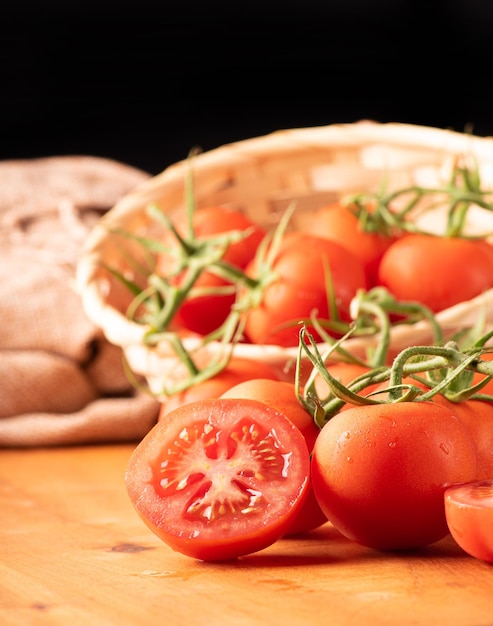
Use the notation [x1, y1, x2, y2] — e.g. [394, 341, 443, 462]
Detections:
[76, 120, 493, 377]
[79, 120, 493, 232]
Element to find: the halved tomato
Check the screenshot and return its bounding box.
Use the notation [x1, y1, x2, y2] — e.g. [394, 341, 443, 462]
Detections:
[444, 479, 493, 562]
[125, 397, 311, 561]
[221, 378, 328, 534]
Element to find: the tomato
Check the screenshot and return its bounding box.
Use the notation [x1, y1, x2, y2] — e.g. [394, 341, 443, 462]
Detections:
[445, 479, 493, 562]
[243, 232, 368, 347]
[451, 400, 493, 480]
[170, 272, 236, 335]
[311, 401, 478, 550]
[301, 202, 395, 286]
[221, 378, 328, 534]
[156, 206, 266, 335]
[373, 375, 493, 480]
[125, 397, 311, 561]
[377, 234, 493, 313]
[159, 357, 281, 419]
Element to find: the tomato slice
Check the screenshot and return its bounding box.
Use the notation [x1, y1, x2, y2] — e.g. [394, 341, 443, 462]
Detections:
[125, 398, 311, 561]
[220, 378, 329, 534]
[444, 480, 493, 562]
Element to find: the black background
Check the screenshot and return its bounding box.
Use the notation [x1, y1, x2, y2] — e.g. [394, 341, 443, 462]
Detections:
[2, 0, 493, 175]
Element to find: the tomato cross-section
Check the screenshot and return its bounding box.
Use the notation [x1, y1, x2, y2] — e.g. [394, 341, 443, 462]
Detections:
[445, 479, 493, 562]
[125, 398, 311, 561]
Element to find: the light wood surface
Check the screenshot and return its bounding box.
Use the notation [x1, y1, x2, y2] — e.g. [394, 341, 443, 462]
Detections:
[1, 444, 492, 626]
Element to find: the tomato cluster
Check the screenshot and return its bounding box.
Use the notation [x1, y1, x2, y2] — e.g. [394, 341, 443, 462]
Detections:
[149, 204, 371, 348]
[126, 349, 493, 562]
[146, 199, 493, 353]
[123, 162, 493, 562]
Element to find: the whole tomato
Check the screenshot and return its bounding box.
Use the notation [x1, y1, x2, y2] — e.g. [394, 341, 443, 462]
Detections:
[311, 401, 478, 550]
[377, 233, 493, 313]
[159, 357, 281, 419]
[301, 202, 395, 286]
[243, 232, 368, 347]
[221, 378, 328, 534]
[156, 206, 266, 335]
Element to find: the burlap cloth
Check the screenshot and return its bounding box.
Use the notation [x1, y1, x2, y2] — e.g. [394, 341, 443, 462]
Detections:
[0, 156, 160, 447]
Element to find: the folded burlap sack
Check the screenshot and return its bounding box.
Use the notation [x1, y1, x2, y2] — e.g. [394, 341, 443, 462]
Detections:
[0, 156, 161, 446]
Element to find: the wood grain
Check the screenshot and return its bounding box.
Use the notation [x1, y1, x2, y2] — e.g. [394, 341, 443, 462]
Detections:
[1, 445, 492, 626]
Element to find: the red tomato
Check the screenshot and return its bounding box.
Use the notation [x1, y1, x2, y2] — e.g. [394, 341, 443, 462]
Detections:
[301, 202, 395, 286]
[445, 479, 493, 562]
[377, 234, 493, 313]
[243, 232, 368, 347]
[156, 206, 266, 335]
[311, 401, 478, 550]
[125, 397, 311, 561]
[452, 400, 493, 480]
[373, 374, 493, 480]
[221, 378, 328, 534]
[170, 272, 235, 335]
[159, 358, 281, 419]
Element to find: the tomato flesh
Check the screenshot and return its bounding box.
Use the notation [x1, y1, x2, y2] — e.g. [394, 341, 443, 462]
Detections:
[125, 398, 310, 561]
[221, 378, 328, 534]
[445, 480, 493, 562]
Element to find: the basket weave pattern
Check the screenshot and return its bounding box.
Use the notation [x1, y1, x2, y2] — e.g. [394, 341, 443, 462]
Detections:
[76, 121, 493, 395]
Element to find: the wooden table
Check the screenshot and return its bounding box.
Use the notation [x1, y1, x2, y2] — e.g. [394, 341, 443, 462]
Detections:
[1, 444, 492, 626]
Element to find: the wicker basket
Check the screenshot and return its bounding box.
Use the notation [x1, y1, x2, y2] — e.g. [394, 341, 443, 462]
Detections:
[76, 121, 493, 396]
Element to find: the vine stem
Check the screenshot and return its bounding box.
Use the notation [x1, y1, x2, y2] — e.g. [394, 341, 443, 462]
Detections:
[298, 326, 493, 429]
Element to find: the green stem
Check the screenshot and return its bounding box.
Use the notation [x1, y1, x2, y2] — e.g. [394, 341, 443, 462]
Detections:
[350, 290, 390, 368]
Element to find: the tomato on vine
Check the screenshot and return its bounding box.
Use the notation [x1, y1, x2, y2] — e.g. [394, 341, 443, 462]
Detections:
[301, 201, 396, 286]
[377, 234, 493, 313]
[243, 232, 368, 347]
[125, 397, 311, 561]
[155, 206, 266, 335]
[311, 401, 478, 551]
[368, 343, 493, 481]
